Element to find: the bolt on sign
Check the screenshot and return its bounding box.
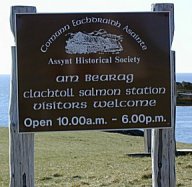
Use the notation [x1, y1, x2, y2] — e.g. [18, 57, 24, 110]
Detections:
[16, 12, 172, 132]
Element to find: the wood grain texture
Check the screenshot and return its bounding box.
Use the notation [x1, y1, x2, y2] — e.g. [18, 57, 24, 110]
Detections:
[151, 3, 176, 187]
[9, 6, 36, 187]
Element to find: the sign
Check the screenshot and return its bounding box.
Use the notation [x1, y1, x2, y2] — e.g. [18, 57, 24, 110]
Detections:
[16, 12, 172, 132]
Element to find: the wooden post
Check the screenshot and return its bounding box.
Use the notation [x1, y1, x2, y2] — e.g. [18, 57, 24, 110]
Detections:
[9, 6, 36, 187]
[144, 130, 151, 153]
[151, 3, 176, 187]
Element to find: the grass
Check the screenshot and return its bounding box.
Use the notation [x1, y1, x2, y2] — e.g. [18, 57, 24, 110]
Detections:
[0, 128, 9, 187]
[0, 128, 192, 187]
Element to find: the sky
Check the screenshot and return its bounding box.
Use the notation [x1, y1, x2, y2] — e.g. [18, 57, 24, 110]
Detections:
[0, 0, 192, 74]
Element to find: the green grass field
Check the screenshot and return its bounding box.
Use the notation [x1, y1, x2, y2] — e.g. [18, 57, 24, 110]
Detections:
[0, 128, 192, 187]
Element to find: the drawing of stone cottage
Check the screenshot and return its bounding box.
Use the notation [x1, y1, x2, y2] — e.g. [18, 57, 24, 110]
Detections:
[65, 29, 123, 54]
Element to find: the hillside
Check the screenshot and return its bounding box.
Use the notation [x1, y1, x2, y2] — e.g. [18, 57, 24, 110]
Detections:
[0, 128, 192, 186]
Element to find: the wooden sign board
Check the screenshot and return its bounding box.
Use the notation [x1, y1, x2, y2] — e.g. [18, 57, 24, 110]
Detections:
[16, 12, 172, 132]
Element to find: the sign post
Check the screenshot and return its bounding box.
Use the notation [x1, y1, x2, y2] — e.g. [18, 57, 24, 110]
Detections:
[9, 4, 175, 187]
[9, 6, 36, 187]
[151, 3, 176, 187]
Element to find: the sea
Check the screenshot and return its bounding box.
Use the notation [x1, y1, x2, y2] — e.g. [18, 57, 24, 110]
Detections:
[0, 73, 192, 143]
